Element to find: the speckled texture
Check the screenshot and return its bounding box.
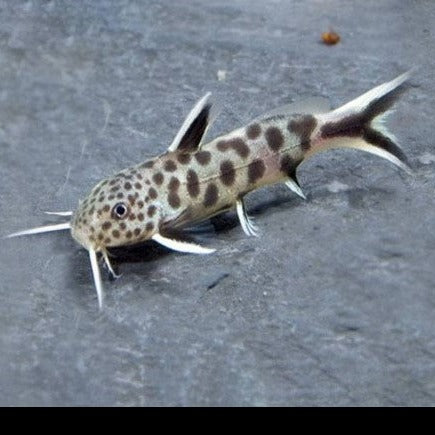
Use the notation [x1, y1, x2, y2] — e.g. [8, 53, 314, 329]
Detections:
[1, 0, 435, 406]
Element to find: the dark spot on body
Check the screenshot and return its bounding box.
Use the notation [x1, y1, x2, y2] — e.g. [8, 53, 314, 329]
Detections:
[280, 154, 296, 176]
[168, 192, 181, 208]
[119, 222, 127, 230]
[195, 151, 211, 165]
[248, 159, 266, 184]
[148, 205, 157, 217]
[138, 213, 144, 221]
[116, 192, 124, 199]
[103, 205, 110, 212]
[102, 221, 112, 231]
[104, 237, 111, 244]
[128, 213, 136, 221]
[98, 233, 104, 241]
[220, 160, 236, 186]
[217, 138, 250, 158]
[217, 140, 228, 152]
[186, 169, 200, 198]
[124, 182, 132, 190]
[149, 188, 158, 199]
[134, 182, 142, 190]
[265, 126, 284, 151]
[110, 185, 120, 192]
[288, 115, 317, 151]
[108, 194, 115, 200]
[141, 161, 154, 169]
[164, 160, 177, 172]
[137, 200, 144, 209]
[109, 179, 117, 186]
[133, 228, 141, 237]
[146, 222, 154, 232]
[136, 173, 143, 180]
[112, 230, 120, 238]
[203, 183, 219, 207]
[246, 123, 262, 140]
[177, 153, 192, 164]
[168, 176, 180, 191]
[128, 194, 136, 206]
[153, 172, 164, 185]
[126, 231, 132, 239]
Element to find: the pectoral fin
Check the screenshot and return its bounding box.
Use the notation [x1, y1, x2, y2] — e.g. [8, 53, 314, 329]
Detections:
[152, 233, 215, 254]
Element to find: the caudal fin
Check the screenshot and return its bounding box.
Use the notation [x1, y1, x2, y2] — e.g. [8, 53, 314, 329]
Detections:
[312, 72, 412, 173]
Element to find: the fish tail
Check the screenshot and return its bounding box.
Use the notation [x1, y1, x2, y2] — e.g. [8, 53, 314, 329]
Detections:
[308, 71, 412, 173]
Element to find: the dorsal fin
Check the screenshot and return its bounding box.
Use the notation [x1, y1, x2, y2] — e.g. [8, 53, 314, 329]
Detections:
[168, 93, 213, 152]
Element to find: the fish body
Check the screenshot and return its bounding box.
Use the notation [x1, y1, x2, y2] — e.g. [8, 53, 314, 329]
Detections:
[8, 73, 412, 308]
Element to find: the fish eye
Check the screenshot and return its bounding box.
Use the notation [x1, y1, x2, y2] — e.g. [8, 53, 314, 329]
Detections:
[112, 202, 129, 219]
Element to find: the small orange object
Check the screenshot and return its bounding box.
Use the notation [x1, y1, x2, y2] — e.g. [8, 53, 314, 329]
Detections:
[321, 30, 340, 45]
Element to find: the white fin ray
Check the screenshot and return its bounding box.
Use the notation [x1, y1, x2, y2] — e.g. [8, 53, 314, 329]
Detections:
[236, 199, 259, 237]
[305, 136, 413, 174]
[285, 179, 306, 199]
[5, 222, 71, 238]
[168, 92, 212, 152]
[152, 233, 215, 254]
[331, 71, 411, 117]
[89, 249, 104, 310]
[44, 211, 73, 216]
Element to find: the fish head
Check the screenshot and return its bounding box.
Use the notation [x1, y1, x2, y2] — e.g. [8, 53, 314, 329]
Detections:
[71, 166, 160, 251]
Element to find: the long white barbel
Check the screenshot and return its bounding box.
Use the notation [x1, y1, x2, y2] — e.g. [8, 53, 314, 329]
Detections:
[6, 222, 71, 238]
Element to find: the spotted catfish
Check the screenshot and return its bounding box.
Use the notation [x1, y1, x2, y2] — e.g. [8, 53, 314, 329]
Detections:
[7, 72, 412, 308]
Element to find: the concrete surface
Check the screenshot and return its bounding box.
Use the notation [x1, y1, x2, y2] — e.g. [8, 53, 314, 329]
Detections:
[1, 0, 434, 406]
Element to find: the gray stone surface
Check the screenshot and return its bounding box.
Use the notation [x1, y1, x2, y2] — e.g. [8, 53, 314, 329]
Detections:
[0, 0, 434, 406]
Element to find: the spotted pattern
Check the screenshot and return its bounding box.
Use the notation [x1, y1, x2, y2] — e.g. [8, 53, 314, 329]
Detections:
[248, 159, 266, 184]
[280, 154, 296, 176]
[164, 160, 177, 172]
[246, 123, 261, 140]
[186, 169, 200, 198]
[140, 160, 154, 169]
[220, 160, 236, 186]
[203, 183, 219, 207]
[153, 172, 164, 185]
[72, 103, 318, 252]
[177, 153, 192, 164]
[148, 205, 157, 217]
[195, 151, 211, 165]
[148, 188, 158, 199]
[217, 138, 250, 158]
[167, 176, 181, 209]
[288, 115, 317, 151]
[265, 126, 284, 151]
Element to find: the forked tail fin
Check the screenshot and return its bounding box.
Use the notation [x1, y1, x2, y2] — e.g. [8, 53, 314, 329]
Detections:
[310, 72, 412, 173]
